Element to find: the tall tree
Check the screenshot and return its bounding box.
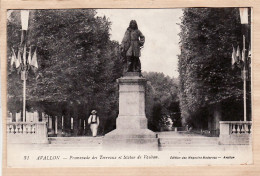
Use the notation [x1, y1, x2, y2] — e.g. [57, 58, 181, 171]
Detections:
[178, 8, 250, 131]
[143, 72, 180, 131]
[7, 9, 124, 135]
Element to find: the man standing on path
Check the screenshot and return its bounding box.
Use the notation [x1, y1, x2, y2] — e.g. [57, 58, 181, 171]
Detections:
[88, 110, 99, 137]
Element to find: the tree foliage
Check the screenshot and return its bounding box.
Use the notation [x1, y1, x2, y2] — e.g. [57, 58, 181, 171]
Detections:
[178, 8, 250, 125]
[7, 9, 124, 134]
[143, 72, 180, 131]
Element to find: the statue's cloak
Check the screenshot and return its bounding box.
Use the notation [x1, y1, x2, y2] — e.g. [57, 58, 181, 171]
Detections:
[121, 28, 145, 57]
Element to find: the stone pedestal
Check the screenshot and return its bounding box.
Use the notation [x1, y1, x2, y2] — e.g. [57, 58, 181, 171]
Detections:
[103, 73, 158, 150]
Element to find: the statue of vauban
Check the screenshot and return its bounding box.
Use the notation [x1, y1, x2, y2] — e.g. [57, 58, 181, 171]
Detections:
[120, 20, 145, 73]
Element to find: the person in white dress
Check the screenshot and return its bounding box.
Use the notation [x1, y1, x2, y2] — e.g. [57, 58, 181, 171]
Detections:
[88, 110, 99, 137]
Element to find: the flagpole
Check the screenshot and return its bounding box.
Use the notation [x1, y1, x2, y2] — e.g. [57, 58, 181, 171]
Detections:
[243, 35, 246, 122]
[239, 8, 249, 122]
[20, 10, 29, 123]
[243, 67, 246, 122]
[23, 71, 26, 122]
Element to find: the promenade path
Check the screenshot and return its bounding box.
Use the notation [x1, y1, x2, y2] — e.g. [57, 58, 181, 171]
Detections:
[9, 131, 251, 151]
[7, 131, 252, 167]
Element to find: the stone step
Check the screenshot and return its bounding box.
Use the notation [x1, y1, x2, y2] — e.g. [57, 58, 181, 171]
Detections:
[46, 146, 103, 151]
[159, 146, 223, 151]
[49, 141, 102, 145]
[157, 132, 205, 138]
[159, 144, 219, 147]
[159, 145, 252, 151]
[48, 144, 102, 148]
[159, 143, 218, 147]
[49, 137, 103, 145]
[159, 137, 218, 145]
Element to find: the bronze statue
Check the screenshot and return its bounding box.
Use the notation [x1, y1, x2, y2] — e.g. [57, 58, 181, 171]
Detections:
[120, 20, 145, 73]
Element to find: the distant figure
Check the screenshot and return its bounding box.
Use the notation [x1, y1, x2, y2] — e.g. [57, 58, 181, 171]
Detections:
[88, 110, 99, 137]
[166, 117, 173, 127]
[120, 20, 145, 73]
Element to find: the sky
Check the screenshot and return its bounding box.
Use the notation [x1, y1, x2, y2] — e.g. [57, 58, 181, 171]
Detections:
[96, 9, 183, 78]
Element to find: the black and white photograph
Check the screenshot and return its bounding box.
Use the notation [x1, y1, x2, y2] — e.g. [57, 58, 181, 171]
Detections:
[6, 8, 252, 167]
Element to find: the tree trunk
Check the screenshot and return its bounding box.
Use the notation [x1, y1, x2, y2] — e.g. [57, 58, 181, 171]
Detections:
[12, 111, 16, 122]
[213, 102, 221, 131]
[80, 116, 86, 136]
[64, 112, 71, 136]
[208, 103, 222, 136]
[38, 111, 43, 122]
[21, 109, 24, 122]
[52, 116, 56, 135]
[57, 115, 63, 136]
[73, 105, 79, 136]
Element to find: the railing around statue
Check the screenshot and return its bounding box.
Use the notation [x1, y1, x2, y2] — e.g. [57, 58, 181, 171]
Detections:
[7, 122, 48, 144]
[219, 121, 252, 145]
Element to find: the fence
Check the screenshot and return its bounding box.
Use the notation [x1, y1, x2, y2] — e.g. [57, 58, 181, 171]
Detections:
[7, 122, 48, 143]
[219, 121, 252, 145]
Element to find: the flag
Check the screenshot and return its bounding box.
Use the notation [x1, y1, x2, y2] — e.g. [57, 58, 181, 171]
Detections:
[10, 56, 15, 72]
[242, 49, 245, 63]
[26, 46, 32, 71]
[20, 10, 29, 46]
[16, 50, 22, 69]
[239, 8, 249, 24]
[23, 45, 27, 65]
[16, 51, 22, 74]
[231, 46, 236, 68]
[236, 45, 241, 61]
[21, 10, 29, 30]
[20, 30, 27, 46]
[248, 44, 251, 68]
[248, 44, 251, 58]
[28, 46, 32, 65]
[10, 48, 16, 67]
[31, 48, 38, 71]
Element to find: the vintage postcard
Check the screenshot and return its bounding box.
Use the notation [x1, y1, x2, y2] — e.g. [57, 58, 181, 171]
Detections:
[1, 0, 260, 175]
